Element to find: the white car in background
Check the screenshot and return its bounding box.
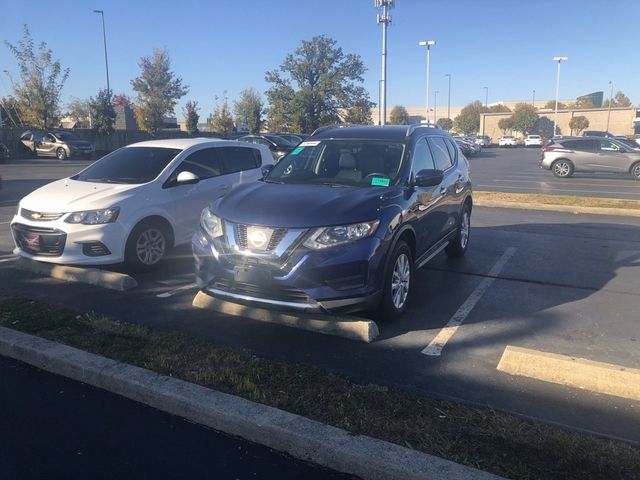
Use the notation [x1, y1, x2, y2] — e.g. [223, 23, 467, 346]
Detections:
[498, 135, 517, 147]
[524, 135, 543, 147]
[11, 138, 269, 269]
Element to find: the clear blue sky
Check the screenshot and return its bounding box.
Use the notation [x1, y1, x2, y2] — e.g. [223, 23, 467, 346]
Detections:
[2, 0, 638, 120]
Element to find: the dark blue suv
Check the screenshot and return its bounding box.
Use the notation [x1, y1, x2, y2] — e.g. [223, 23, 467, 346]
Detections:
[192, 125, 472, 319]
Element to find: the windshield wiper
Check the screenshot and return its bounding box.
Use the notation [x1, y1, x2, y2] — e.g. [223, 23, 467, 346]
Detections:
[318, 182, 351, 188]
[82, 178, 126, 184]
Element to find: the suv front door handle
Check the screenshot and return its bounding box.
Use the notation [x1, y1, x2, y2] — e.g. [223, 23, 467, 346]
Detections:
[439, 186, 447, 195]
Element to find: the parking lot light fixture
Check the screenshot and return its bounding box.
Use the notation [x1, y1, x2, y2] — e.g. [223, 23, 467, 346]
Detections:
[419, 40, 436, 122]
[552, 56, 568, 136]
[433, 90, 438, 122]
[93, 9, 110, 94]
[606, 80, 613, 132]
[376, 0, 394, 126]
[483, 86, 488, 108]
[445, 73, 451, 120]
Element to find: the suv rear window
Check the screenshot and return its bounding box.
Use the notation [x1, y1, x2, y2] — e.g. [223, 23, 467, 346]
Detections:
[427, 137, 453, 170]
[561, 140, 597, 151]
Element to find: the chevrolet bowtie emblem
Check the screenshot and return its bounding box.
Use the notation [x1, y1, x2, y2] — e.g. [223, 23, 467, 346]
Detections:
[31, 212, 43, 220]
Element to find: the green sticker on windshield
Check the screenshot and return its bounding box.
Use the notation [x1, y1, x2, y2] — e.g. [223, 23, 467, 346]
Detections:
[291, 146, 304, 155]
[371, 177, 390, 187]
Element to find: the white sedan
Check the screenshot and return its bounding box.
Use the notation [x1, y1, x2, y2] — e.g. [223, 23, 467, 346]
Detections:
[524, 135, 543, 147]
[11, 138, 270, 269]
[498, 136, 517, 147]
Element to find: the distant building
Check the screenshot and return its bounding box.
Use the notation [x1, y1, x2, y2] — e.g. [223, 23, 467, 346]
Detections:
[577, 91, 604, 108]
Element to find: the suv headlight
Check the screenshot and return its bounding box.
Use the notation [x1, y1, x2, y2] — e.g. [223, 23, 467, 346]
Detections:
[65, 207, 119, 225]
[201, 208, 223, 238]
[303, 220, 379, 250]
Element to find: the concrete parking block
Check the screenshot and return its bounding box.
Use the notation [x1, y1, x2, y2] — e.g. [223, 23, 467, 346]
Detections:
[474, 198, 640, 217]
[192, 291, 379, 343]
[497, 345, 640, 401]
[14, 257, 137, 291]
[0, 326, 502, 480]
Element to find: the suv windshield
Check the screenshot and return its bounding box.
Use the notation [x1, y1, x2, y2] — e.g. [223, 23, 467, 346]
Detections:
[72, 147, 182, 184]
[265, 140, 405, 187]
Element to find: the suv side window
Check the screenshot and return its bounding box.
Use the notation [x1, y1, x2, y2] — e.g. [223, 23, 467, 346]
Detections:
[427, 137, 453, 171]
[444, 138, 458, 162]
[599, 140, 621, 152]
[218, 146, 262, 173]
[173, 147, 222, 180]
[411, 138, 436, 173]
[563, 140, 597, 151]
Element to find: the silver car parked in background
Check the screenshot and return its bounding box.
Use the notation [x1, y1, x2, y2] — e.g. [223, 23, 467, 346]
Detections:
[539, 137, 640, 180]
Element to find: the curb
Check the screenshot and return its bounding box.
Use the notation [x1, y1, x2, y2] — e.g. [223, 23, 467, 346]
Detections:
[497, 345, 640, 401]
[0, 326, 501, 480]
[193, 291, 379, 343]
[474, 199, 640, 217]
[14, 257, 138, 291]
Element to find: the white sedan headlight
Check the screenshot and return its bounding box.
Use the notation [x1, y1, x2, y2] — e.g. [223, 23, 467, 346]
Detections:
[201, 208, 223, 238]
[303, 220, 379, 250]
[65, 207, 119, 225]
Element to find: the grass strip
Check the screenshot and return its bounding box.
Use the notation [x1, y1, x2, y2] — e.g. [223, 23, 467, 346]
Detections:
[1, 297, 638, 480]
[475, 191, 640, 210]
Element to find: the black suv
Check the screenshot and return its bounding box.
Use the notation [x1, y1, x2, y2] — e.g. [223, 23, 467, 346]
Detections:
[193, 125, 472, 319]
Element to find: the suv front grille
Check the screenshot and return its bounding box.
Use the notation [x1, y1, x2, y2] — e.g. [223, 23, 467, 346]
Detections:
[234, 224, 289, 252]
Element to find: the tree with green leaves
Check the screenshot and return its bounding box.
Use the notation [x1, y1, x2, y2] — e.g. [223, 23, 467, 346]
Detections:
[510, 103, 538, 135]
[342, 97, 374, 125]
[569, 97, 594, 109]
[233, 88, 263, 134]
[498, 117, 513, 134]
[569, 115, 589, 135]
[131, 48, 188, 133]
[436, 117, 453, 131]
[182, 101, 199, 136]
[66, 97, 92, 127]
[389, 105, 409, 125]
[531, 116, 554, 138]
[112, 93, 132, 108]
[603, 91, 632, 108]
[89, 89, 115, 136]
[265, 35, 371, 133]
[5, 25, 69, 128]
[544, 100, 567, 110]
[488, 104, 511, 113]
[208, 94, 234, 136]
[454, 101, 487, 134]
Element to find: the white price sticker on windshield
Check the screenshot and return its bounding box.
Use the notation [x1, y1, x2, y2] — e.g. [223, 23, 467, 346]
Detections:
[299, 141, 321, 147]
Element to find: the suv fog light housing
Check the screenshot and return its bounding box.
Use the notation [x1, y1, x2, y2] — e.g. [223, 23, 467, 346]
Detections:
[201, 208, 223, 239]
[303, 220, 379, 250]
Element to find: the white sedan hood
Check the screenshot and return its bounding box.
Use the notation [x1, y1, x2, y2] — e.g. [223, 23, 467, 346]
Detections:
[19, 178, 145, 213]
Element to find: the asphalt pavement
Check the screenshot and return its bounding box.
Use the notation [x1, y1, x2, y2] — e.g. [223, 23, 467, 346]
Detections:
[469, 147, 640, 200]
[0, 355, 355, 480]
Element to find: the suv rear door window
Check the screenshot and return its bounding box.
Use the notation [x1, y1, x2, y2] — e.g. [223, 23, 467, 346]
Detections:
[562, 140, 597, 151]
[427, 137, 453, 171]
[218, 146, 261, 173]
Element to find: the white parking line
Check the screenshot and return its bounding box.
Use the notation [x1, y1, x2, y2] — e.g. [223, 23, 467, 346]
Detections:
[421, 247, 516, 357]
[156, 283, 198, 298]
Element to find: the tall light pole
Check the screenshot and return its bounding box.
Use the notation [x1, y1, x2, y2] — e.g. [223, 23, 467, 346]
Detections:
[553, 56, 568, 136]
[606, 80, 613, 133]
[532, 89, 536, 106]
[433, 90, 439, 121]
[376, 0, 394, 126]
[419, 40, 436, 123]
[93, 9, 110, 94]
[445, 73, 451, 119]
[483, 86, 488, 108]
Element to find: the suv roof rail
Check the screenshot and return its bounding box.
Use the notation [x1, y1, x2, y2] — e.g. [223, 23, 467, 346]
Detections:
[310, 123, 359, 136]
[405, 123, 442, 137]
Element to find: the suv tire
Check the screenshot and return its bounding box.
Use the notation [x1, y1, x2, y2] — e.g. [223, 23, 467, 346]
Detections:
[380, 241, 413, 321]
[56, 148, 67, 160]
[446, 204, 471, 258]
[631, 162, 640, 181]
[551, 159, 574, 178]
[125, 219, 171, 271]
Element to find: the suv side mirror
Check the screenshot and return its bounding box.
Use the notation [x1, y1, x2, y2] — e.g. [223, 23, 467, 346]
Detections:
[261, 164, 274, 178]
[414, 169, 444, 187]
[176, 171, 199, 185]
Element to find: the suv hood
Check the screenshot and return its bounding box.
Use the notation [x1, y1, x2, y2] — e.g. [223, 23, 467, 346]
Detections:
[19, 178, 143, 213]
[213, 181, 395, 228]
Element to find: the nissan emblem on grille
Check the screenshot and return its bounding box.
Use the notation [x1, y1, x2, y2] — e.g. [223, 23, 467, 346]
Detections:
[246, 226, 273, 251]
